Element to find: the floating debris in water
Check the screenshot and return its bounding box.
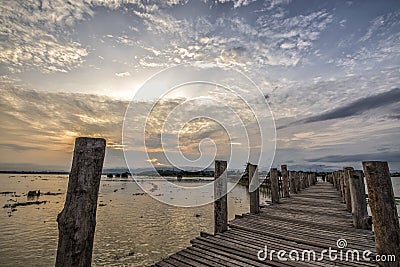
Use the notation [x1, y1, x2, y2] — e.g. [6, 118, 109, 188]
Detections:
[3, 200, 47, 209]
[0, 191, 15, 195]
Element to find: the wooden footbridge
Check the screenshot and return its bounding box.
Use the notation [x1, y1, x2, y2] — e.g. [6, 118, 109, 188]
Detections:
[153, 162, 399, 267]
[153, 182, 378, 267]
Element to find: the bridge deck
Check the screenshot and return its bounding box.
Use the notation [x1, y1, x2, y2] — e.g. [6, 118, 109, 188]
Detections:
[153, 182, 377, 267]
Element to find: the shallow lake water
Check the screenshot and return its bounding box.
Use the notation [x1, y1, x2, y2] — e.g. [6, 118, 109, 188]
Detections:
[0, 174, 271, 266]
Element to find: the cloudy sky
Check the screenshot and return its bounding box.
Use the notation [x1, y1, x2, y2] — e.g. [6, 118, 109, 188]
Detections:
[0, 0, 399, 172]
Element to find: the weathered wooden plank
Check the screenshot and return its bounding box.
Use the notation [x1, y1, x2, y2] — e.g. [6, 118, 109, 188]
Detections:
[185, 246, 244, 267]
[222, 229, 375, 267]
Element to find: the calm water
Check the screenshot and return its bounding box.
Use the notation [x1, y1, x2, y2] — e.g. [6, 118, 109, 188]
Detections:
[0, 174, 271, 266]
[0, 174, 399, 266]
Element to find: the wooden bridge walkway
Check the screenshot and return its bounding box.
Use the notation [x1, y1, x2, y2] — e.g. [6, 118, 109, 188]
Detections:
[153, 182, 377, 267]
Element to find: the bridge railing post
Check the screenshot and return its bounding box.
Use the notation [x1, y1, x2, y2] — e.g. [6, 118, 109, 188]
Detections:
[214, 160, 228, 234]
[348, 170, 371, 230]
[363, 161, 400, 265]
[296, 171, 301, 192]
[343, 167, 353, 213]
[248, 163, 260, 214]
[270, 168, 280, 204]
[339, 170, 345, 202]
[289, 171, 296, 194]
[281, 165, 289, 198]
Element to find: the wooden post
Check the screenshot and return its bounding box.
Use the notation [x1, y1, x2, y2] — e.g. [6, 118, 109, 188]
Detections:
[343, 167, 353, 213]
[300, 172, 306, 189]
[56, 137, 106, 267]
[339, 171, 345, 201]
[332, 172, 337, 188]
[289, 171, 296, 194]
[348, 170, 371, 230]
[363, 161, 400, 266]
[335, 171, 340, 191]
[214, 160, 228, 234]
[296, 171, 301, 192]
[270, 168, 280, 204]
[281, 165, 289, 198]
[248, 163, 260, 214]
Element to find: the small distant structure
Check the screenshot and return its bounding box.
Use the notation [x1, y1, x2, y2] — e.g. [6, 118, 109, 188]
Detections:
[115, 173, 121, 178]
[177, 174, 183, 181]
[106, 173, 113, 178]
[121, 172, 129, 178]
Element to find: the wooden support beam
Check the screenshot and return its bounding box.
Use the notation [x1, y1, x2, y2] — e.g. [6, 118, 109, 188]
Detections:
[363, 161, 400, 267]
[295, 171, 301, 192]
[348, 170, 371, 230]
[248, 163, 260, 214]
[281, 165, 289, 198]
[270, 168, 280, 204]
[289, 171, 296, 194]
[56, 137, 106, 267]
[214, 160, 228, 234]
[343, 167, 353, 213]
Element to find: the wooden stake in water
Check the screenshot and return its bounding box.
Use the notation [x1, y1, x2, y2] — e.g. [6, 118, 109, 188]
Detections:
[363, 161, 400, 266]
[248, 164, 260, 214]
[214, 160, 228, 234]
[56, 137, 106, 267]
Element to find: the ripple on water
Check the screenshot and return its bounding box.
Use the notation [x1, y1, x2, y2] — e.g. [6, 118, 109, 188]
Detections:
[0, 174, 266, 266]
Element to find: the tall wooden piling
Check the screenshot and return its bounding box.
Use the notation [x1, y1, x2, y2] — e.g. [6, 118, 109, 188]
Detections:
[363, 161, 400, 266]
[334, 171, 340, 191]
[270, 168, 280, 204]
[281, 165, 289, 198]
[311, 172, 316, 185]
[332, 172, 337, 188]
[348, 170, 371, 230]
[214, 160, 228, 234]
[300, 172, 306, 189]
[248, 163, 260, 214]
[339, 171, 345, 201]
[343, 167, 353, 213]
[289, 171, 296, 194]
[56, 137, 106, 267]
[295, 171, 301, 192]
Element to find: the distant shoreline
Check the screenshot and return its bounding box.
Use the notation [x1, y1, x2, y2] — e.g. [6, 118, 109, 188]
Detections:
[0, 170, 69, 174]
